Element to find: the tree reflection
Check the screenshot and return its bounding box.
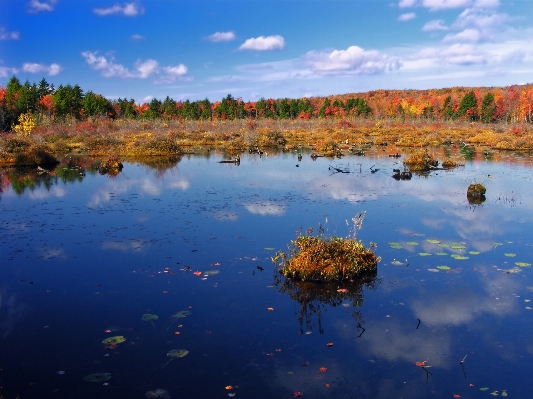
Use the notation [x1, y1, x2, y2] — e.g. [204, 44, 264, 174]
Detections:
[273, 270, 379, 334]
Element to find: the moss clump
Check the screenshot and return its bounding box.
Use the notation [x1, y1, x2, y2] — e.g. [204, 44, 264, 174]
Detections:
[272, 214, 379, 282]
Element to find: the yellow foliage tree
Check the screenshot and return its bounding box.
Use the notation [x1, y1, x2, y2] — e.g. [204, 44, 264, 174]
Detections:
[13, 113, 36, 136]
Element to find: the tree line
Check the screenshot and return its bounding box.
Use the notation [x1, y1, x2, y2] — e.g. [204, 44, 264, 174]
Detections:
[1, 75, 533, 132]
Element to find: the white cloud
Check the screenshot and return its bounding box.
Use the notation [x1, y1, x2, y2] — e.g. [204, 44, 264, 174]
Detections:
[422, 0, 471, 11]
[398, 0, 417, 8]
[304, 45, 401, 76]
[443, 28, 483, 42]
[244, 202, 287, 216]
[206, 31, 236, 42]
[164, 64, 188, 77]
[131, 34, 145, 40]
[22, 62, 63, 75]
[0, 66, 19, 78]
[441, 8, 513, 43]
[81, 51, 191, 82]
[135, 59, 158, 78]
[422, 19, 448, 31]
[398, 12, 416, 21]
[27, 0, 56, 13]
[239, 35, 285, 51]
[0, 27, 20, 40]
[93, 2, 145, 17]
[439, 43, 487, 65]
[474, 0, 499, 8]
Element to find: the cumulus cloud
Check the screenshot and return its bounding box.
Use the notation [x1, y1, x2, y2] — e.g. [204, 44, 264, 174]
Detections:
[422, 0, 471, 11]
[398, 0, 417, 8]
[206, 31, 236, 42]
[440, 43, 487, 65]
[131, 34, 145, 40]
[22, 62, 62, 75]
[304, 45, 401, 76]
[239, 35, 285, 51]
[81, 51, 190, 82]
[93, 1, 145, 17]
[27, 0, 56, 13]
[0, 66, 19, 78]
[398, 12, 416, 21]
[0, 27, 20, 40]
[422, 19, 448, 31]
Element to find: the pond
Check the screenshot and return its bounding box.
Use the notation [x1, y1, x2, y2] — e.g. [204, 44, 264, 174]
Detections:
[1, 147, 533, 399]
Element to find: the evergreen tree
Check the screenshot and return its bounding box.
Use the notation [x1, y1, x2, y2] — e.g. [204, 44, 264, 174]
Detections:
[442, 95, 455, 120]
[480, 92, 496, 123]
[457, 91, 477, 120]
[83, 91, 114, 118]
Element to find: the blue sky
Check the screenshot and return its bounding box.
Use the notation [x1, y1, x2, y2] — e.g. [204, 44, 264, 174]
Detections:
[1, 0, 532, 103]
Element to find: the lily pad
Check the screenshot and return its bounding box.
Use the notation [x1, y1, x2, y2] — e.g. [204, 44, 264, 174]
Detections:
[437, 243, 450, 248]
[469, 251, 480, 255]
[145, 389, 170, 399]
[435, 252, 448, 256]
[389, 242, 403, 249]
[406, 242, 418, 246]
[451, 254, 469, 260]
[418, 252, 432, 257]
[480, 387, 489, 391]
[504, 253, 516, 257]
[516, 262, 531, 267]
[163, 349, 189, 367]
[426, 239, 440, 244]
[391, 260, 404, 266]
[102, 336, 126, 345]
[437, 266, 451, 270]
[83, 373, 111, 382]
[141, 314, 158, 321]
[451, 245, 466, 250]
[203, 270, 220, 275]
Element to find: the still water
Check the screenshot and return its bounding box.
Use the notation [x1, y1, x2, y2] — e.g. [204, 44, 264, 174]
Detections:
[1, 148, 533, 398]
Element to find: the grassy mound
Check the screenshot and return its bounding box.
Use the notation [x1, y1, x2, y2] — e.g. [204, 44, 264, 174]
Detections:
[403, 149, 438, 171]
[272, 213, 379, 282]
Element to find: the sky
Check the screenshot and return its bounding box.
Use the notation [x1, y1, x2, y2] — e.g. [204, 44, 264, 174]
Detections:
[1, 0, 533, 104]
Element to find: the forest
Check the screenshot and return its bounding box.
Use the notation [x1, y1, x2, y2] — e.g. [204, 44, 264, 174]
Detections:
[2, 75, 533, 135]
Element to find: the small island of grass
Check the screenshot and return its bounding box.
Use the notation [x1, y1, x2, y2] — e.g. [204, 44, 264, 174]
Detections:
[272, 213, 379, 282]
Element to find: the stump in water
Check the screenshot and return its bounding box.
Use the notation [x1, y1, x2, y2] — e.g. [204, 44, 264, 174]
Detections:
[467, 183, 486, 204]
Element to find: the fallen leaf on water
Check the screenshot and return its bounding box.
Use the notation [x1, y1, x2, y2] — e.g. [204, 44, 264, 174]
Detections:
[415, 361, 427, 367]
[228, 394, 235, 397]
[326, 342, 334, 347]
[324, 384, 330, 388]
[319, 367, 327, 372]
[267, 307, 274, 311]
[275, 348, 281, 352]
[453, 394, 461, 398]
[301, 362, 309, 366]
[337, 288, 348, 293]
[292, 392, 302, 397]
[266, 353, 273, 356]
[225, 385, 233, 390]
[479, 387, 489, 391]
[193, 271, 202, 276]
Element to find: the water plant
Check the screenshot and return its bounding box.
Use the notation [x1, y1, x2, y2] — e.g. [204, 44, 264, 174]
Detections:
[467, 182, 486, 204]
[163, 349, 189, 367]
[272, 213, 379, 282]
[141, 313, 158, 329]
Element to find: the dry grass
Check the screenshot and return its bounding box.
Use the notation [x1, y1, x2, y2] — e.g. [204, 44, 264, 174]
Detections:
[1, 118, 533, 166]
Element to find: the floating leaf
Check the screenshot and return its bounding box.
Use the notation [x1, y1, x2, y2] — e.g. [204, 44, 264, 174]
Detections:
[494, 242, 503, 247]
[426, 239, 440, 244]
[391, 260, 403, 266]
[141, 314, 158, 330]
[435, 252, 448, 256]
[490, 391, 499, 396]
[437, 243, 450, 248]
[319, 367, 327, 372]
[450, 244, 466, 250]
[406, 242, 418, 246]
[145, 389, 170, 399]
[469, 251, 480, 255]
[504, 253, 516, 257]
[451, 254, 469, 260]
[418, 252, 432, 257]
[203, 270, 220, 275]
[84, 373, 111, 382]
[480, 387, 489, 391]
[427, 268, 440, 273]
[264, 247, 274, 251]
[516, 262, 531, 267]
[525, 306, 532, 310]
[102, 336, 126, 345]
[437, 266, 451, 270]
[163, 349, 189, 367]
[501, 390, 508, 397]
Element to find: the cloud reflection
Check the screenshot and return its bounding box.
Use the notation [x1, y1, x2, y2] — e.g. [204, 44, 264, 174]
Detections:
[244, 201, 287, 216]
